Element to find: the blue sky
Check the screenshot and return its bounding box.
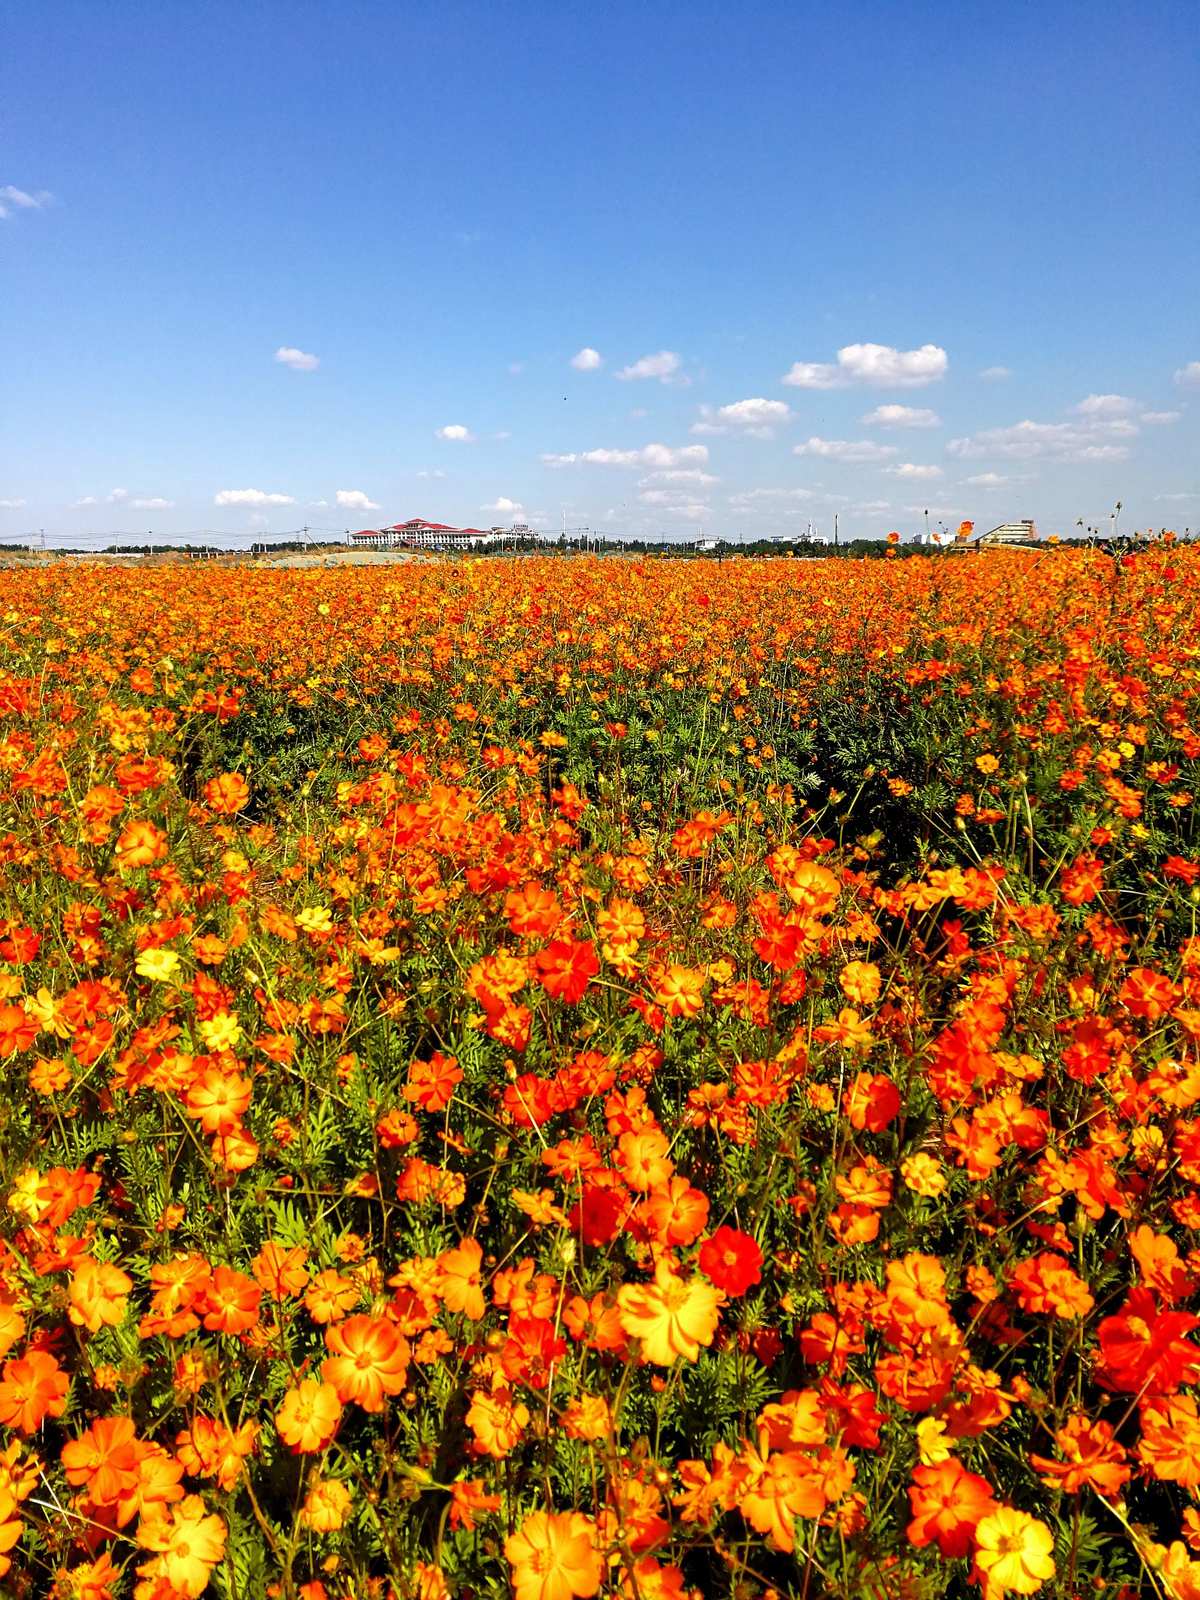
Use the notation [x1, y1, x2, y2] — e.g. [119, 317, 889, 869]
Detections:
[3, 0, 1198, 543]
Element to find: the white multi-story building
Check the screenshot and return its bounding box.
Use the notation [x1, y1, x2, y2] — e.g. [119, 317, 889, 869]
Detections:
[350, 519, 506, 551]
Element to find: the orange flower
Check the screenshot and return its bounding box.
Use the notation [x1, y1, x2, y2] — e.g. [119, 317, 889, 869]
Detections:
[0, 1004, 37, 1058]
[1030, 1414, 1129, 1498]
[300, 1475, 352, 1532]
[617, 1259, 722, 1364]
[251, 1240, 310, 1299]
[115, 818, 169, 869]
[136, 1493, 227, 1599]
[906, 1459, 996, 1557]
[466, 1385, 530, 1457]
[202, 772, 250, 815]
[505, 1510, 603, 1600]
[321, 1315, 410, 1411]
[0, 1349, 70, 1433]
[838, 961, 882, 1006]
[842, 1071, 901, 1131]
[438, 1237, 486, 1319]
[68, 1256, 134, 1333]
[404, 1050, 463, 1113]
[200, 1266, 261, 1334]
[62, 1415, 142, 1509]
[184, 1067, 252, 1134]
[304, 1269, 360, 1325]
[737, 1449, 827, 1552]
[276, 1379, 343, 1453]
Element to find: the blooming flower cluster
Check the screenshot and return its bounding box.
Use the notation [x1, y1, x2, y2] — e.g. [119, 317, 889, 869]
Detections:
[0, 545, 1198, 1598]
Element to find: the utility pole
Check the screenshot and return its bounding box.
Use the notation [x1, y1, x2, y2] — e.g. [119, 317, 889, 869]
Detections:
[924, 508, 930, 544]
[834, 512, 839, 550]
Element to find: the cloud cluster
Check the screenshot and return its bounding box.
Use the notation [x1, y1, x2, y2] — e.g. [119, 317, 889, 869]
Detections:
[616, 351, 682, 383]
[782, 342, 948, 390]
[1175, 362, 1200, 387]
[335, 489, 380, 511]
[274, 346, 320, 373]
[886, 463, 943, 481]
[792, 438, 898, 463]
[542, 442, 709, 469]
[214, 488, 296, 507]
[570, 348, 603, 372]
[436, 425, 475, 442]
[862, 404, 940, 429]
[482, 496, 523, 514]
[74, 488, 175, 510]
[0, 184, 53, 220]
[946, 420, 1132, 463]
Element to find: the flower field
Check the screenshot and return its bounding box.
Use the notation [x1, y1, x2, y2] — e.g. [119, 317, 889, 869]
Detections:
[4, 545, 1200, 1600]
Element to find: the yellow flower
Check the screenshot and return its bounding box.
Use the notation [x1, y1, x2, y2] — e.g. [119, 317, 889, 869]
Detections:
[916, 1417, 954, 1465]
[617, 1258, 722, 1365]
[25, 988, 73, 1038]
[297, 906, 334, 934]
[5, 1168, 46, 1222]
[136, 947, 181, 982]
[900, 1152, 948, 1198]
[199, 1012, 241, 1051]
[975, 753, 1000, 774]
[974, 1507, 1055, 1595]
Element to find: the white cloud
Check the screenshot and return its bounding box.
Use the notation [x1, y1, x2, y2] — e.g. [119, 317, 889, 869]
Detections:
[0, 497, 26, 509]
[416, 469, 446, 480]
[639, 469, 719, 488]
[782, 342, 948, 390]
[965, 473, 1011, 488]
[729, 488, 814, 504]
[570, 347, 603, 372]
[71, 495, 98, 508]
[979, 366, 1012, 381]
[862, 404, 940, 429]
[214, 488, 296, 507]
[690, 406, 726, 436]
[946, 420, 1132, 462]
[436, 424, 474, 442]
[108, 488, 129, 504]
[1141, 410, 1181, 425]
[508, 361, 525, 375]
[1072, 393, 1137, 418]
[793, 437, 899, 462]
[482, 496, 523, 514]
[1155, 491, 1197, 502]
[130, 497, 174, 510]
[716, 398, 791, 436]
[0, 185, 53, 219]
[616, 350, 681, 383]
[542, 442, 709, 469]
[886, 463, 943, 480]
[274, 346, 320, 373]
[1174, 362, 1200, 386]
[336, 489, 381, 512]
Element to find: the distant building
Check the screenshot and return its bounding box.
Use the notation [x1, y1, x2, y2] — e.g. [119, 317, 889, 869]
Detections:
[350, 519, 504, 551]
[982, 520, 1039, 546]
[696, 537, 720, 552]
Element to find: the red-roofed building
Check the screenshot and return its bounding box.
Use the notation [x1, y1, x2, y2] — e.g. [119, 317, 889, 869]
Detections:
[351, 518, 503, 550]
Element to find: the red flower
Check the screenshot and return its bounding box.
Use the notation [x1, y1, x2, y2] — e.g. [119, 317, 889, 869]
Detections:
[698, 1226, 763, 1296]
[535, 939, 600, 1005]
[1098, 1288, 1200, 1394]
